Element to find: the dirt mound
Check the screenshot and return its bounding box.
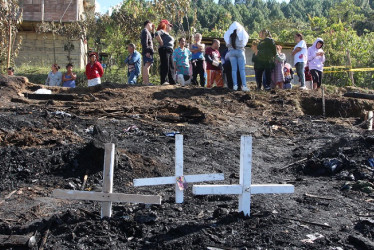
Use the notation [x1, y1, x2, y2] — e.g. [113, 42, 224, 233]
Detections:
[0, 75, 30, 102]
[1, 82, 374, 249]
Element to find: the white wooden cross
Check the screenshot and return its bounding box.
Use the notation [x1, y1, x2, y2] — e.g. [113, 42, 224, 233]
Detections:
[133, 135, 224, 203]
[53, 143, 162, 218]
[193, 136, 294, 216]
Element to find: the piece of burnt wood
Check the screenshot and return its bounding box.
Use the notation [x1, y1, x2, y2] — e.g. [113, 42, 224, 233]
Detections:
[24, 93, 75, 101]
[0, 235, 36, 248]
[348, 234, 374, 250]
[344, 92, 374, 100]
[282, 216, 332, 228]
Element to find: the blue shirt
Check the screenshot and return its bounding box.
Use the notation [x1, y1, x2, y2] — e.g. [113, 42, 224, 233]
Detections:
[124, 50, 141, 76]
[191, 44, 204, 60]
[173, 47, 191, 75]
[62, 73, 76, 88]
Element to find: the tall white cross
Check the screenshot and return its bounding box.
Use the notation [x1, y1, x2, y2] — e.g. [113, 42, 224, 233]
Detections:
[133, 135, 225, 203]
[53, 143, 162, 218]
[193, 136, 294, 216]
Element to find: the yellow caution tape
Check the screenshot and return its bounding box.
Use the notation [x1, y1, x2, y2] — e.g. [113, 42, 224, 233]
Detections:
[244, 66, 374, 74]
[347, 68, 374, 72]
[323, 71, 346, 74]
[323, 66, 346, 69]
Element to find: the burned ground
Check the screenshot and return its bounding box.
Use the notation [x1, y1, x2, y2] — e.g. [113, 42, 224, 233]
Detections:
[0, 75, 373, 249]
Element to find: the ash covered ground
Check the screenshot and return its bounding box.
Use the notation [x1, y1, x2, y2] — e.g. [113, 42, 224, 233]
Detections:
[0, 75, 373, 249]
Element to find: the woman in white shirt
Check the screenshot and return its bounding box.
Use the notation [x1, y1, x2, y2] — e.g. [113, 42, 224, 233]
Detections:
[292, 33, 308, 90]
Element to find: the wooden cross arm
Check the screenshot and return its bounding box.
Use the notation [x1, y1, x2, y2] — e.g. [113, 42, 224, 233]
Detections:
[251, 184, 294, 194]
[193, 185, 243, 195]
[133, 173, 224, 187]
[52, 189, 162, 205]
[193, 184, 295, 195]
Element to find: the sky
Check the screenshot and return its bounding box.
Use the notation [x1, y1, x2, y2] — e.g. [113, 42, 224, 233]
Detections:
[96, 0, 290, 14]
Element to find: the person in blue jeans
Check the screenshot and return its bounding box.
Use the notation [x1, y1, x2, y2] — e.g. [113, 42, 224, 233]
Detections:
[224, 21, 249, 91]
[292, 33, 308, 90]
[124, 43, 141, 84]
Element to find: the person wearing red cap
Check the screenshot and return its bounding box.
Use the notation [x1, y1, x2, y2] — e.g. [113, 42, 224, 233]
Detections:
[155, 19, 176, 85]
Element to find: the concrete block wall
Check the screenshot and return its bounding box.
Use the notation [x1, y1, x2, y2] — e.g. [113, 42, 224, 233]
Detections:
[15, 31, 87, 69]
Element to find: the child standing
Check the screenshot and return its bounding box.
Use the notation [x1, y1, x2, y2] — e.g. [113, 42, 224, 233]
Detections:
[283, 63, 294, 89]
[190, 33, 206, 87]
[62, 63, 77, 88]
[272, 45, 286, 89]
[304, 65, 313, 90]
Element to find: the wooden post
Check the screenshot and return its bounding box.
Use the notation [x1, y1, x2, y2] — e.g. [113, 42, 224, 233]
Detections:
[346, 49, 355, 86]
[368, 111, 373, 131]
[7, 22, 12, 68]
[41, 0, 45, 22]
[175, 134, 184, 203]
[101, 143, 115, 218]
[239, 136, 252, 215]
[0, 235, 36, 248]
[322, 86, 326, 117]
[52, 28, 56, 64]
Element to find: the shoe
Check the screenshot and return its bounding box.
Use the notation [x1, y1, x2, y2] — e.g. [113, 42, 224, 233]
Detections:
[162, 82, 170, 86]
[242, 86, 250, 92]
[264, 87, 271, 91]
[299, 86, 307, 90]
[233, 85, 238, 91]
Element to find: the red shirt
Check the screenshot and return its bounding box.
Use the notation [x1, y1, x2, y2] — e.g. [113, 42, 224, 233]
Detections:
[304, 66, 312, 81]
[205, 47, 221, 71]
[85, 61, 104, 80]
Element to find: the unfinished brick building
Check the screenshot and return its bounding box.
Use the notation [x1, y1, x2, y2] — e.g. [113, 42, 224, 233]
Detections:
[16, 0, 95, 69]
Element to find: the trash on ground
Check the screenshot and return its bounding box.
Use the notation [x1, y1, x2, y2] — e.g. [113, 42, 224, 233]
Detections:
[124, 125, 139, 133]
[164, 131, 180, 137]
[323, 159, 343, 174]
[84, 125, 94, 134]
[52, 110, 72, 117]
[301, 233, 324, 243]
[34, 89, 52, 94]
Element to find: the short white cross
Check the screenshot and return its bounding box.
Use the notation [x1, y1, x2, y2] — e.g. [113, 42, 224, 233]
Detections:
[193, 136, 294, 216]
[133, 135, 225, 203]
[52, 143, 162, 218]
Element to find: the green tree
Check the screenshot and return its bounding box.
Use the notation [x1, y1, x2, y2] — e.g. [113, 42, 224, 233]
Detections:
[0, 0, 23, 69]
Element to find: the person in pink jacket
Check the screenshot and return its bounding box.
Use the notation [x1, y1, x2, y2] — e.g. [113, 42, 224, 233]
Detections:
[308, 38, 325, 90]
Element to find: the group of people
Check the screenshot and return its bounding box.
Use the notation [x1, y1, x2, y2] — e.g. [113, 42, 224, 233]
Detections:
[7, 19, 324, 91]
[45, 63, 77, 88]
[135, 19, 251, 90]
[133, 20, 326, 91]
[251, 31, 325, 91]
[44, 52, 104, 88]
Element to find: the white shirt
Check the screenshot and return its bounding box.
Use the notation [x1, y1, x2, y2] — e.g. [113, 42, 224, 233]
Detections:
[293, 40, 307, 66]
